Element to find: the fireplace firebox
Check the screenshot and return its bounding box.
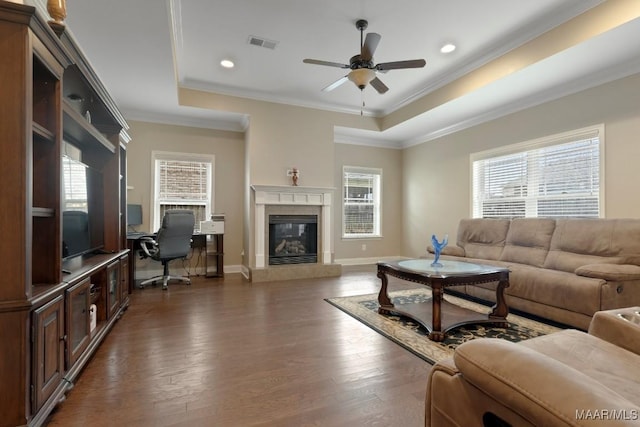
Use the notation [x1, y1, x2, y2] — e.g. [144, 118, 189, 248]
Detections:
[268, 215, 318, 265]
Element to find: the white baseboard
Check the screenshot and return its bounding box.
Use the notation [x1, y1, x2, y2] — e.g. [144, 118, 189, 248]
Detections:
[334, 256, 409, 266]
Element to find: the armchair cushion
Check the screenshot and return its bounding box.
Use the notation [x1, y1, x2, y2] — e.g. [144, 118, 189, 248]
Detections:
[588, 307, 640, 356]
[452, 336, 640, 426]
[426, 308, 640, 427]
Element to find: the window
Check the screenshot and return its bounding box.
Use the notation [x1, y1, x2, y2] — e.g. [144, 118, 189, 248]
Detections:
[61, 156, 88, 212]
[152, 151, 214, 230]
[471, 125, 603, 219]
[343, 166, 382, 238]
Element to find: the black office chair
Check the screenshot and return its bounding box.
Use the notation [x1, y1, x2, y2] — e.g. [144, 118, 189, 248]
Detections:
[138, 209, 195, 290]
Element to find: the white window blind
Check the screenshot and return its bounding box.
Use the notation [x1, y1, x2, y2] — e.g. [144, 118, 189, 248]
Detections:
[472, 126, 603, 219]
[61, 156, 88, 212]
[152, 152, 214, 230]
[343, 167, 381, 237]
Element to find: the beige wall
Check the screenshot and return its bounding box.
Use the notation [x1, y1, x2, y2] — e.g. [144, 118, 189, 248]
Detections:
[126, 120, 245, 270]
[402, 72, 640, 257]
[129, 73, 640, 269]
[178, 88, 384, 269]
[179, 88, 380, 187]
[334, 143, 404, 261]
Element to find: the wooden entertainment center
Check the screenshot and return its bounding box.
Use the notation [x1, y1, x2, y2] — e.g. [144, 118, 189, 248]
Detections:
[0, 3, 131, 426]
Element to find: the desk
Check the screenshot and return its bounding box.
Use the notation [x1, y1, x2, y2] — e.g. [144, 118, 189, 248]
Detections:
[126, 232, 224, 292]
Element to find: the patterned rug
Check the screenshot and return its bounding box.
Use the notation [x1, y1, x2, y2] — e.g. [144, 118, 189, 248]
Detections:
[326, 288, 562, 364]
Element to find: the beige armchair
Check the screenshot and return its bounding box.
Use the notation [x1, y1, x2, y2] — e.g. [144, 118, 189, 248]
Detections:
[425, 307, 640, 426]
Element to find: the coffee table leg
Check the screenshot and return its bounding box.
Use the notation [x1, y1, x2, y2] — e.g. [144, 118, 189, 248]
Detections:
[429, 285, 445, 342]
[489, 279, 510, 327]
[377, 268, 394, 314]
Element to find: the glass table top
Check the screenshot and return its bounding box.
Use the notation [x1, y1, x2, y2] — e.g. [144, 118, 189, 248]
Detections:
[394, 259, 502, 275]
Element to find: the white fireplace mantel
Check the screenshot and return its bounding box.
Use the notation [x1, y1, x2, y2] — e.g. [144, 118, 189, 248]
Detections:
[251, 185, 335, 268]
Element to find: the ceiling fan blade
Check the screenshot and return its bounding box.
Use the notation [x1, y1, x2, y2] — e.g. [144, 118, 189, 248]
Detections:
[303, 59, 350, 68]
[370, 77, 389, 94]
[376, 59, 426, 71]
[361, 32, 381, 61]
[321, 75, 349, 92]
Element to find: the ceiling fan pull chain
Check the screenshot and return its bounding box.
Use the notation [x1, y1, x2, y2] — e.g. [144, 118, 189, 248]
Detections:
[361, 91, 365, 116]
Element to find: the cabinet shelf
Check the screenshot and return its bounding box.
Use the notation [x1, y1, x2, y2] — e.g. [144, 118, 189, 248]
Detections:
[63, 101, 115, 153]
[33, 121, 55, 141]
[32, 207, 55, 217]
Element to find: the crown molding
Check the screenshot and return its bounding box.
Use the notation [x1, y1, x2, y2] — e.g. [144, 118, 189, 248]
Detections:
[123, 108, 248, 132]
[401, 57, 640, 149]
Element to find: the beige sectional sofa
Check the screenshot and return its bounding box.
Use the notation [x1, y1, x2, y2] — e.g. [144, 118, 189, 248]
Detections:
[425, 307, 640, 426]
[432, 218, 640, 329]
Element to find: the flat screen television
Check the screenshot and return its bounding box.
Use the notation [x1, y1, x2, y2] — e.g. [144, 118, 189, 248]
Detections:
[61, 154, 104, 259]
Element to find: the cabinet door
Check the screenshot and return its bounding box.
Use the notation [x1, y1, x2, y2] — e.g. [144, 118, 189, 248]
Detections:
[119, 254, 129, 304]
[66, 278, 91, 367]
[106, 261, 120, 319]
[33, 295, 65, 411]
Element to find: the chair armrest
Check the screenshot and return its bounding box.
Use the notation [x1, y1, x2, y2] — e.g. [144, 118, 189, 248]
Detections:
[588, 307, 640, 356]
[453, 338, 639, 426]
[575, 264, 640, 281]
[427, 245, 466, 257]
[139, 237, 159, 258]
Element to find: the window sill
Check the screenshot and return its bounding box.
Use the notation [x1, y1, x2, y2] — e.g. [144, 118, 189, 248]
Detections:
[342, 235, 383, 240]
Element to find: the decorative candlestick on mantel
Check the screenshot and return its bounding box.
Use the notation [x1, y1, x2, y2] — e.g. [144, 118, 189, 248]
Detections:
[47, 0, 67, 25]
[291, 168, 299, 186]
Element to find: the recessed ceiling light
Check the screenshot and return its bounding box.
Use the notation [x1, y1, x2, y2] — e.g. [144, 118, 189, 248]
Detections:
[220, 59, 235, 68]
[440, 43, 456, 54]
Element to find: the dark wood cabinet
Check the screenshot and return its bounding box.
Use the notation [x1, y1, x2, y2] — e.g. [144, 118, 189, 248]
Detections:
[0, 3, 131, 425]
[66, 279, 91, 367]
[32, 296, 65, 412]
[107, 261, 121, 319]
[120, 254, 130, 305]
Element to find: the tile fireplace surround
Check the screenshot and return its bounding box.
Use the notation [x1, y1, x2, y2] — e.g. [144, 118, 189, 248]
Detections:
[250, 185, 342, 282]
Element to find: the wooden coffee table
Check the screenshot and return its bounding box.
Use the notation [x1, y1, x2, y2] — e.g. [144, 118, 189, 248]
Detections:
[377, 259, 510, 341]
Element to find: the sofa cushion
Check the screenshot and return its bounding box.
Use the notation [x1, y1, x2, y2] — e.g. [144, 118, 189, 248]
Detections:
[499, 218, 555, 267]
[441, 255, 603, 315]
[505, 264, 605, 315]
[544, 219, 640, 272]
[456, 218, 510, 260]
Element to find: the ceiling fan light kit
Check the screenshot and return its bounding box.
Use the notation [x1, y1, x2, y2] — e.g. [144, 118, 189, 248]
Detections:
[348, 68, 376, 90]
[303, 18, 426, 95]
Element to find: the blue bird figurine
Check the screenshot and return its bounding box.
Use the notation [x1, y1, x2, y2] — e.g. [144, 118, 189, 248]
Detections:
[431, 234, 448, 267]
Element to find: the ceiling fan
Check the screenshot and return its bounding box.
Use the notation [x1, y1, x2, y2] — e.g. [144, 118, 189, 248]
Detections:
[303, 19, 426, 94]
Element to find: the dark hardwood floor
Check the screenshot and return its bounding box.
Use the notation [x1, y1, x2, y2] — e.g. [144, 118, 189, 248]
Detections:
[45, 265, 431, 427]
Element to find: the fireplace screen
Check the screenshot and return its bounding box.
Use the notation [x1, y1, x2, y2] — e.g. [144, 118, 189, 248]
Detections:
[269, 215, 318, 265]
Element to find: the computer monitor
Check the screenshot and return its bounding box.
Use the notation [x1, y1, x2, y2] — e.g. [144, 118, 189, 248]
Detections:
[127, 204, 143, 226]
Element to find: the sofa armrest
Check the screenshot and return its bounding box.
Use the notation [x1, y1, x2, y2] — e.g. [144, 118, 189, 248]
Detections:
[453, 338, 639, 426]
[427, 245, 466, 257]
[588, 307, 640, 355]
[575, 263, 640, 281]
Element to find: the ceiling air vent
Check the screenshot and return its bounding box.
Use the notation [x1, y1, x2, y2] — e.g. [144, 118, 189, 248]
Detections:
[248, 35, 278, 50]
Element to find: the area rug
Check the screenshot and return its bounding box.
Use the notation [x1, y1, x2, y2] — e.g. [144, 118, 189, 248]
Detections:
[326, 288, 562, 364]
